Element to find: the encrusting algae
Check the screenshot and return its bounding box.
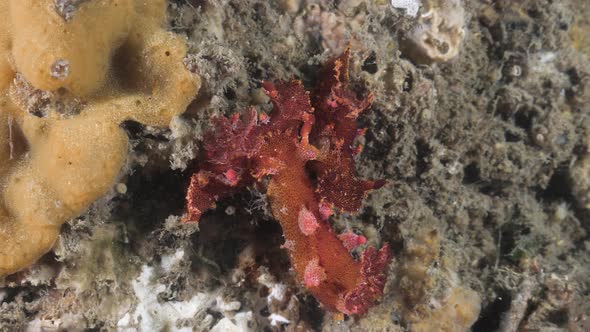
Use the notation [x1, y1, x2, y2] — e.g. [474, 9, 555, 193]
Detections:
[0, 0, 200, 276]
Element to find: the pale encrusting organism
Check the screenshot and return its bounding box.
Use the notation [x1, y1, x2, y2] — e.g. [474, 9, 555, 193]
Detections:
[391, 0, 422, 17]
[395, 230, 481, 332]
[400, 0, 466, 64]
[0, 0, 200, 276]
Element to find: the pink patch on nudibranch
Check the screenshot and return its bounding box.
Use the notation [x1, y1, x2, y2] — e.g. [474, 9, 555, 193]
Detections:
[318, 201, 333, 220]
[258, 112, 270, 124]
[338, 231, 367, 251]
[298, 206, 319, 236]
[223, 169, 239, 186]
[303, 258, 327, 287]
[327, 99, 338, 108]
[280, 240, 295, 251]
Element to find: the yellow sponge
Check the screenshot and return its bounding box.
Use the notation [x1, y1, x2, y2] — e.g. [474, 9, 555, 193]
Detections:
[0, 0, 200, 276]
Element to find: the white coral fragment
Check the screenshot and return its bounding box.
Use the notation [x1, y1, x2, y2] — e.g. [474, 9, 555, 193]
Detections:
[160, 249, 185, 273]
[117, 265, 211, 332]
[216, 296, 242, 312]
[210, 312, 253, 332]
[402, 0, 466, 64]
[391, 0, 422, 17]
[269, 313, 291, 327]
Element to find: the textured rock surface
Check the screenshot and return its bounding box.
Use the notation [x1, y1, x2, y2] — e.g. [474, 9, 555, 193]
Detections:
[1, 0, 589, 331]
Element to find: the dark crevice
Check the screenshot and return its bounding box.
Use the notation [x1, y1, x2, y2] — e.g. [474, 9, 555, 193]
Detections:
[403, 72, 414, 92]
[479, 181, 510, 197]
[547, 308, 569, 327]
[472, 289, 513, 332]
[362, 51, 378, 74]
[298, 294, 325, 331]
[505, 130, 522, 142]
[415, 139, 431, 179]
[540, 166, 572, 202]
[514, 106, 537, 131]
[463, 162, 481, 184]
[121, 120, 169, 141]
[113, 168, 190, 239]
[224, 87, 237, 101]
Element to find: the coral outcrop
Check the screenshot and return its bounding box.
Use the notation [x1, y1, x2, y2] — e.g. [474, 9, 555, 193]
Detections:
[0, 0, 200, 276]
[395, 229, 481, 332]
[401, 0, 466, 64]
[410, 286, 481, 332]
[185, 50, 391, 315]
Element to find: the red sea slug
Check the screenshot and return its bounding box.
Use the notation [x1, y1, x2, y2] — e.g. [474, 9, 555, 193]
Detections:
[185, 50, 391, 315]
